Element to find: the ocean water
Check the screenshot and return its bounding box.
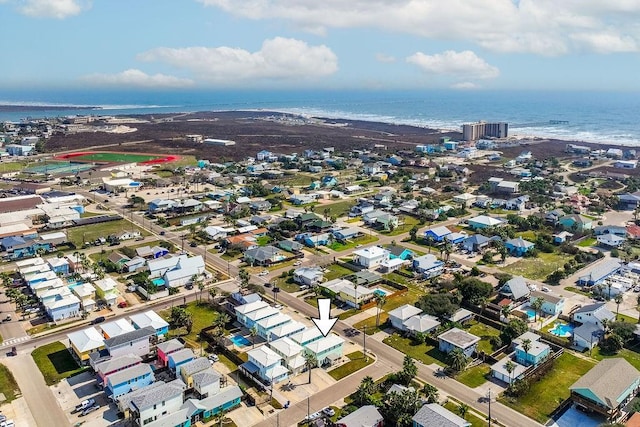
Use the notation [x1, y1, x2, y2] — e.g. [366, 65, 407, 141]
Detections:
[1, 89, 639, 145]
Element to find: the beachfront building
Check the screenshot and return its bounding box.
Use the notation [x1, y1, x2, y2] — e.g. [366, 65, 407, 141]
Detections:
[242, 346, 289, 385]
[352, 246, 390, 269]
[67, 327, 105, 363]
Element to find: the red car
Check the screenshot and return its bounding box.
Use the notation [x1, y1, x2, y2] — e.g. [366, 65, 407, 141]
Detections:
[117, 301, 128, 308]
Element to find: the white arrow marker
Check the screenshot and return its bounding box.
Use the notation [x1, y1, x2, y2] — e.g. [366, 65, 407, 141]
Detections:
[312, 298, 337, 337]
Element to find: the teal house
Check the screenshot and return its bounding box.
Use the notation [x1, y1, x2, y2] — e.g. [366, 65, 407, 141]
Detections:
[514, 340, 550, 366]
[559, 214, 593, 231]
[303, 333, 345, 367]
[505, 237, 535, 256]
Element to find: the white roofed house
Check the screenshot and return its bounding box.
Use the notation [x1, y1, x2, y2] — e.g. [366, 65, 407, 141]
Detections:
[163, 255, 205, 288]
[293, 267, 324, 287]
[104, 326, 156, 359]
[100, 318, 135, 339]
[412, 403, 471, 427]
[242, 345, 289, 385]
[290, 327, 323, 347]
[234, 300, 270, 328]
[572, 302, 615, 329]
[244, 306, 280, 329]
[70, 282, 97, 312]
[412, 254, 445, 279]
[67, 327, 105, 363]
[388, 304, 422, 332]
[352, 246, 390, 269]
[403, 314, 441, 336]
[269, 337, 306, 375]
[437, 328, 481, 358]
[255, 313, 292, 340]
[129, 310, 170, 338]
[44, 292, 80, 322]
[269, 320, 306, 341]
[303, 333, 345, 367]
[338, 283, 375, 309]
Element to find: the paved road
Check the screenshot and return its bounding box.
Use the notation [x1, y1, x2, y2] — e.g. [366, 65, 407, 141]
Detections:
[4, 354, 70, 427]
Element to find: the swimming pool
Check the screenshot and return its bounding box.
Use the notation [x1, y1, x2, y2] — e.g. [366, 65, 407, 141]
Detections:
[152, 278, 166, 286]
[550, 322, 574, 338]
[525, 308, 536, 321]
[230, 334, 251, 347]
[373, 288, 392, 297]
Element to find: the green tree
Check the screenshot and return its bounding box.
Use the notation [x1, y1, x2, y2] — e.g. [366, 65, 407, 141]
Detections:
[458, 278, 493, 306]
[417, 293, 460, 318]
[354, 376, 377, 406]
[249, 326, 258, 348]
[409, 226, 419, 242]
[502, 318, 528, 344]
[614, 294, 623, 319]
[384, 389, 421, 427]
[238, 268, 250, 291]
[501, 304, 513, 320]
[399, 355, 418, 386]
[304, 352, 316, 384]
[421, 383, 439, 404]
[447, 348, 468, 373]
[374, 293, 387, 327]
[458, 403, 469, 419]
[531, 297, 544, 323]
[504, 360, 516, 384]
[521, 338, 532, 366]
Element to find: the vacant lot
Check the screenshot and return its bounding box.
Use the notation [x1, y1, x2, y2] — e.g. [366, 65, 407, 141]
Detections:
[383, 333, 447, 366]
[67, 219, 149, 247]
[0, 363, 20, 402]
[32, 341, 87, 385]
[501, 252, 573, 281]
[328, 351, 374, 380]
[160, 302, 222, 348]
[319, 200, 357, 219]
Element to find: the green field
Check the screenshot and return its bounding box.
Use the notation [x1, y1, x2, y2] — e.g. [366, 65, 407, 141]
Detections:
[32, 341, 87, 385]
[465, 320, 501, 354]
[444, 401, 487, 427]
[67, 219, 149, 246]
[319, 200, 357, 218]
[0, 363, 20, 402]
[324, 264, 356, 281]
[327, 234, 379, 252]
[328, 351, 374, 380]
[383, 333, 447, 366]
[456, 364, 490, 388]
[499, 352, 595, 423]
[69, 152, 162, 163]
[501, 252, 573, 281]
[160, 302, 223, 348]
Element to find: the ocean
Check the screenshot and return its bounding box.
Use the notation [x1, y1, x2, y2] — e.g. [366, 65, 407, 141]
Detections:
[1, 89, 639, 146]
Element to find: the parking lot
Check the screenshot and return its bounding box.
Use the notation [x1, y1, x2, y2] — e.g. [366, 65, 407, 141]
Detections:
[52, 371, 119, 426]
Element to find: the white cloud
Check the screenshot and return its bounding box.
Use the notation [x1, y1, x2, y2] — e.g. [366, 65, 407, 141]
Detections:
[375, 53, 396, 63]
[407, 50, 499, 80]
[18, 0, 89, 19]
[82, 69, 194, 88]
[137, 37, 338, 83]
[450, 82, 480, 90]
[197, 0, 640, 55]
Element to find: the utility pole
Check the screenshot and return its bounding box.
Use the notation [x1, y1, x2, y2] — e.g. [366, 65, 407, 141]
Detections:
[307, 395, 310, 423]
[487, 388, 492, 427]
[363, 325, 367, 361]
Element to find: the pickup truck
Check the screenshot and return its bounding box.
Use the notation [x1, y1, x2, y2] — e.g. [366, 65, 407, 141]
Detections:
[74, 398, 95, 413]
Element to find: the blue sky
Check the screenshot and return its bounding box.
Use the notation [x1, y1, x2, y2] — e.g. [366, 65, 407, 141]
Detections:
[1, 0, 640, 91]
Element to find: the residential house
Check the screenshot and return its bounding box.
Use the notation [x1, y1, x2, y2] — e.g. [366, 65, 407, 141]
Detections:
[437, 328, 480, 358]
[573, 322, 605, 350]
[269, 321, 307, 342]
[104, 326, 156, 359]
[243, 246, 285, 266]
[412, 403, 471, 427]
[179, 357, 212, 388]
[269, 337, 306, 375]
[243, 345, 289, 384]
[157, 339, 185, 367]
[130, 310, 170, 338]
[128, 380, 186, 426]
[303, 333, 345, 367]
[559, 214, 593, 231]
[453, 193, 476, 207]
[491, 358, 528, 385]
[412, 254, 445, 279]
[276, 240, 304, 253]
[461, 234, 492, 253]
[100, 318, 135, 339]
[243, 306, 280, 329]
[424, 226, 452, 243]
[106, 363, 155, 398]
[71, 282, 96, 312]
[515, 339, 551, 366]
[577, 259, 622, 286]
[168, 348, 196, 373]
[353, 246, 390, 269]
[191, 369, 221, 398]
[553, 231, 574, 244]
[467, 215, 505, 230]
[386, 245, 414, 260]
[44, 293, 80, 321]
[47, 257, 69, 275]
[94, 354, 142, 385]
[234, 300, 270, 327]
[106, 252, 131, 269]
[180, 385, 242, 423]
[403, 314, 440, 336]
[335, 405, 384, 427]
[445, 232, 467, 245]
[255, 313, 292, 340]
[125, 256, 147, 273]
[572, 303, 615, 329]
[289, 328, 323, 348]
[529, 290, 565, 316]
[302, 233, 331, 247]
[94, 277, 119, 307]
[505, 237, 535, 256]
[388, 304, 423, 332]
[293, 267, 324, 287]
[332, 227, 362, 241]
[499, 276, 530, 301]
[570, 358, 640, 420]
[338, 283, 375, 308]
[163, 255, 205, 288]
[67, 327, 105, 363]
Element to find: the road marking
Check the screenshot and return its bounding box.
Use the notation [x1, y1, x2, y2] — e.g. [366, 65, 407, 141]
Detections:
[0, 335, 31, 347]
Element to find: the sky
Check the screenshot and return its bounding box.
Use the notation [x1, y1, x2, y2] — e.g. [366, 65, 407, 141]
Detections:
[1, 0, 640, 91]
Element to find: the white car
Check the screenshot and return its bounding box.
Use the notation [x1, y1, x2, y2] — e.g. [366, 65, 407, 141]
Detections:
[542, 286, 551, 292]
[293, 261, 302, 266]
[322, 407, 336, 417]
[305, 412, 322, 422]
[258, 271, 269, 276]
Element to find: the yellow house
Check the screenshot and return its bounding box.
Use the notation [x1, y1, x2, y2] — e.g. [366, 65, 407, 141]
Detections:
[67, 327, 105, 363]
[179, 357, 212, 388]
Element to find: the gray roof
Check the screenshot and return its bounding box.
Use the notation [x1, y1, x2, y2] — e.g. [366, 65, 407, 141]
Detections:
[107, 363, 153, 386]
[180, 357, 211, 377]
[505, 237, 535, 248]
[570, 358, 640, 409]
[530, 290, 564, 305]
[129, 379, 186, 411]
[192, 370, 220, 388]
[403, 314, 440, 333]
[156, 338, 184, 354]
[244, 245, 279, 262]
[412, 403, 471, 427]
[104, 326, 156, 348]
[95, 354, 142, 375]
[501, 276, 530, 300]
[438, 328, 480, 349]
[192, 385, 242, 412]
[169, 348, 196, 364]
[573, 322, 604, 342]
[386, 384, 414, 395]
[335, 405, 383, 427]
[578, 259, 622, 283]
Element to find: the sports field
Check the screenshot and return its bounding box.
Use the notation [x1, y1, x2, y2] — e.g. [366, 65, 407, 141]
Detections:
[55, 151, 180, 164]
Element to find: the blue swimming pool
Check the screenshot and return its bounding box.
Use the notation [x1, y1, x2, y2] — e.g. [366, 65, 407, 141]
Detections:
[550, 323, 574, 338]
[152, 278, 165, 286]
[526, 309, 536, 321]
[373, 288, 392, 297]
[230, 334, 251, 347]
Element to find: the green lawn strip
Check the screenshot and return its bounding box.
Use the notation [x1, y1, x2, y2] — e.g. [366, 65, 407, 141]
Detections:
[256, 235, 272, 246]
[0, 363, 20, 402]
[380, 216, 421, 237]
[324, 264, 355, 280]
[220, 252, 242, 261]
[160, 302, 221, 347]
[514, 231, 537, 241]
[565, 286, 591, 297]
[218, 354, 239, 373]
[499, 352, 595, 424]
[443, 401, 487, 427]
[464, 320, 501, 354]
[353, 313, 389, 335]
[615, 312, 638, 323]
[455, 364, 490, 388]
[380, 283, 424, 312]
[337, 309, 360, 320]
[501, 252, 573, 281]
[66, 219, 149, 247]
[383, 333, 447, 366]
[0, 161, 30, 173]
[80, 211, 103, 218]
[591, 344, 640, 371]
[319, 200, 357, 218]
[32, 341, 87, 385]
[577, 238, 596, 247]
[328, 234, 379, 252]
[271, 276, 302, 293]
[328, 351, 374, 380]
[345, 217, 361, 223]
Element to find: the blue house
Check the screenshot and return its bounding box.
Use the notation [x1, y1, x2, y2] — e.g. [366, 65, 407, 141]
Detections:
[424, 226, 452, 242]
[332, 227, 362, 241]
[303, 233, 330, 247]
[182, 386, 242, 422]
[558, 214, 593, 231]
[437, 328, 480, 358]
[505, 237, 535, 256]
[515, 340, 550, 366]
[445, 232, 467, 245]
[321, 176, 338, 187]
[412, 255, 445, 279]
[47, 257, 69, 275]
[44, 294, 81, 321]
[105, 363, 155, 398]
[148, 198, 176, 213]
[168, 348, 196, 372]
[387, 245, 414, 260]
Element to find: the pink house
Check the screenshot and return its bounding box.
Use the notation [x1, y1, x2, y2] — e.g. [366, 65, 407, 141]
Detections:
[95, 354, 142, 385]
[157, 338, 185, 367]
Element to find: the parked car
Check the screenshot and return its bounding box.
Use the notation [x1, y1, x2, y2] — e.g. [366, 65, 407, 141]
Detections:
[74, 398, 95, 413]
[264, 283, 272, 288]
[542, 286, 551, 292]
[304, 412, 322, 422]
[322, 407, 336, 417]
[258, 270, 269, 276]
[159, 231, 166, 236]
[117, 301, 128, 308]
[3, 315, 10, 322]
[91, 316, 105, 325]
[81, 404, 100, 416]
[190, 241, 197, 247]
[208, 354, 219, 362]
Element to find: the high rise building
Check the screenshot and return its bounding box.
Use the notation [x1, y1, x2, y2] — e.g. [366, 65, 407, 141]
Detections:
[462, 121, 508, 141]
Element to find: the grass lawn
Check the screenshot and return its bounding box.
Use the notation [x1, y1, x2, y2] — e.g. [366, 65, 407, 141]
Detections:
[577, 237, 597, 247]
[381, 216, 421, 237]
[256, 235, 272, 246]
[499, 352, 595, 424]
[346, 217, 361, 223]
[565, 286, 591, 297]
[160, 302, 222, 347]
[353, 312, 389, 335]
[381, 283, 425, 312]
[456, 364, 490, 388]
[515, 230, 538, 241]
[280, 173, 315, 186]
[327, 234, 379, 252]
[67, 219, 149, 247]
[0, 363, 20, 402]
[501, 252, 573, 281]
[0, 160, 31, 173]
[444, 401, 486, 427]
[220, 252, 242, 261]
[320, 200, 357, 218]
[32, 341, 87, 386]
[271, 276, 302, 293]
[328, 351, 374, 380]
[591, 344, 640, 371]
[465, 320, 501, 354]
[383, 333, 447, 366]
[324, 264, 355, 281]
[218, 353, 239, 373]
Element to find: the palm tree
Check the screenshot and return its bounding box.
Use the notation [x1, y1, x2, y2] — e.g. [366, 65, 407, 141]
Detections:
[504, 360, 516, 384]
[213, 408, 229, 427]
[208, 287, 218, 302]
[447, 348, 468, 373]
[425, 235, 434, 254]
[458, 403, 469, 419]
[374, 293, 387, 327]
[607, 281, 613, 300]
[421, 383, 439, 404]
[304, 352, 316, 384]
[531, 297, 544, 323]
[249, 326, 258, 348]
[521, 338, 532, 366]
[501, 304, 513, 321]
[354, 376, 377, 406]
[614, 294, 623, 319]
[637, 294, 640, 323]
